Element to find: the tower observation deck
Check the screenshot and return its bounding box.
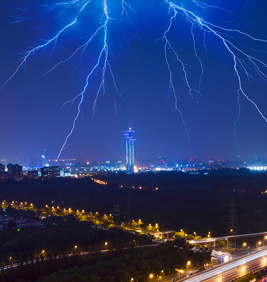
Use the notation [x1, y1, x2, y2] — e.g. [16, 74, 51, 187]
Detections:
[124, 128, 136, 174]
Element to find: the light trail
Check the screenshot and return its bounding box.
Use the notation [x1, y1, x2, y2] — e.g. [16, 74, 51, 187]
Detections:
[181, 247, 267, 282]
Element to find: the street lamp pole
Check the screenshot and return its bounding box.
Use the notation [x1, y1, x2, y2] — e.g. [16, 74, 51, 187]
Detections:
[187, 261, 191, 275]
[175, 269, 184, 280]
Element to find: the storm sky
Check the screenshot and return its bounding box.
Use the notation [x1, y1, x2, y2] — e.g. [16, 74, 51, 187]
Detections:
[0, 0, 267, 165]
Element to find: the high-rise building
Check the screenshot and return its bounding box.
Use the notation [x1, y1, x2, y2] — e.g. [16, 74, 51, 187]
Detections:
[0, 164, 8, 181]
[7, 163, 13, 177]
[0, 163, 5, 172]
[41, 166, 60, 179]
[7, 163, 23, 181]
[124, 128, 136, 174]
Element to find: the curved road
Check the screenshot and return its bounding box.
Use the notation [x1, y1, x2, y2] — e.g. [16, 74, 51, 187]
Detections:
[179, 247, 267, 282]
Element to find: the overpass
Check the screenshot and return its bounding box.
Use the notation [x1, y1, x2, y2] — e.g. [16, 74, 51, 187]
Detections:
[187, 231, 267, 246]
[179, 247, 267, 282]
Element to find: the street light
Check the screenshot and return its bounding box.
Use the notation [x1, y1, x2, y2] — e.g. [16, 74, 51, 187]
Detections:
[105, 242, 108, 250]
[243, 242, 247, 248]
[175, 269, 184, 280]
[149, 273, 154, 280]
[187, 261, 191, 274]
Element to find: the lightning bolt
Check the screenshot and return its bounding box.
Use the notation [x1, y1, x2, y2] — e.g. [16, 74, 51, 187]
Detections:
[161, 0, 267, 154]
[2, 0, 130, 159]
[2, 0, 267, 158]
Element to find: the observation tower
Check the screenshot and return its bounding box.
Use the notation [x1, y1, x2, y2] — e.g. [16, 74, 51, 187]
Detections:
[124, 128, 136, 174]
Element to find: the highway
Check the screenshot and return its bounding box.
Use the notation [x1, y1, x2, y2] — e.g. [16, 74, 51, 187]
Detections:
[178, 247, 267, 282]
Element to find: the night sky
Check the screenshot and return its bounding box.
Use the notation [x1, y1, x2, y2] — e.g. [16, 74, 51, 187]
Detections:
[0, 0, 267, 165]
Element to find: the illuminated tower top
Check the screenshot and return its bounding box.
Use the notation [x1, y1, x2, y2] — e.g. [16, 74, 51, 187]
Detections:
[124, 127, 135, 138]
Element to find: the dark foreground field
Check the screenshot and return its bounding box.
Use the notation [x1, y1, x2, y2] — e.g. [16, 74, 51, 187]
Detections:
[0, 169, 266, 236]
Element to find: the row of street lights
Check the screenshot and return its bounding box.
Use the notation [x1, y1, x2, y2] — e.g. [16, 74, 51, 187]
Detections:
[241, 236, 267, 249]
[175, 261, 191, 280]
[129, 270, 164, 281]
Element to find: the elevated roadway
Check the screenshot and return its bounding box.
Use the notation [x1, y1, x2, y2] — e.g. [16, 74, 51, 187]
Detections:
[179, 247, 267, 282]
[187, 231, 267, 245]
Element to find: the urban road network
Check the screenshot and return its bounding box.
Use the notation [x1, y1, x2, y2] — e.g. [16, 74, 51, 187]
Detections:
[2, 230, 267, 281]
[179, 247, 267, 282]
[167, 232, 267, 282]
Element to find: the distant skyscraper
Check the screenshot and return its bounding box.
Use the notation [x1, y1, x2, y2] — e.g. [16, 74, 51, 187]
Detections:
[7, 163, 13, 177]
[124, 128, 136, 174]
[0, 164, 5, 172]
[7, 163, 23, 181]
[0, 163, 8, 181]
[30, 157, 34, 169]
[42, 149, 49, 167]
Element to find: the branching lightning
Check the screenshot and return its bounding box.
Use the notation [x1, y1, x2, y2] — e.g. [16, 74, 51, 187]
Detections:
[2, 0, 267, 157]
[2, 0, 131, 159]
[160, 0, 267, 154]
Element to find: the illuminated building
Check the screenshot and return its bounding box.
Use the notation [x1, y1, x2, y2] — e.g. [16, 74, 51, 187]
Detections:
[28, 170, 38, 179]
[41, 166, 60, 179]
[48, 158, 76, 167]
[0, 164, 5, 172]
[124, 128, 136, 174]
[7, 163, 23, 181]
[0, 164, 8, 181]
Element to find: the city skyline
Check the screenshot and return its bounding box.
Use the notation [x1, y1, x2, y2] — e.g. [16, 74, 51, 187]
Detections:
[1, 1, 267, 163]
